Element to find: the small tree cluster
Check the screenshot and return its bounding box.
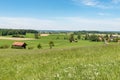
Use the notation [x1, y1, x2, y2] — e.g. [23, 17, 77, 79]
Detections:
[0, 29, 38, 36]
[84, 34, 90, 40]
[89, 35, 99, 42]
[37, 43, 42, 49]
[34, 33, 39, 39]
[69, 34, 74, 43]
[0, 45, 9, 49]
[77, 34, 81, 40]
[49, 41, 54, 49]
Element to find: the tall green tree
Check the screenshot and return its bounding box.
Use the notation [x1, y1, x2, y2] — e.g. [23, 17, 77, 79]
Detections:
[34, 33, 39, 39]
[49, 41, 54, 49]
[69, 34, 74, 43]
[77, 34, 81, 40]
[84, 34, 90, 40]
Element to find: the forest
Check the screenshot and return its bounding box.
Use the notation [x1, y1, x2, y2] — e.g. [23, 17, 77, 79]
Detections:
[0, 29, 38, 36]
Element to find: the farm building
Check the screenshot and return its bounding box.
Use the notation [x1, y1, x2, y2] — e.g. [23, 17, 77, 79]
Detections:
[12, 42, 27, 49]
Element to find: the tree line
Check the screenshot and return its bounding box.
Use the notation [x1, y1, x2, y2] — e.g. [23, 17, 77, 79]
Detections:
[74, 31, 120, 35]
[0, 29, 38, 36]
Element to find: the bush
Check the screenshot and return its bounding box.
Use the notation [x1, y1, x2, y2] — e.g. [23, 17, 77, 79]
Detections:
[12, 35, 25, 38]
[69, 34, 74, 43]
[113, 37, 119, 42]
[74, 38, 78, 42]
[34, 33, 39, 39]
[49, 41, 54, 49]
[0, 45, 10, 49]
[77, 34, 81, 40]
[11, 46, 25, 49]
[84, 34, 90, 40]
[89, 35, 99, 42]
[37, 43, 42, 49]
[28, 46, 34, 50]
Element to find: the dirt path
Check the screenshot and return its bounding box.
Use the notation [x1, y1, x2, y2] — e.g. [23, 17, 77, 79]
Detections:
[40, 34, 49, 36]
[0, 36, 35, 40]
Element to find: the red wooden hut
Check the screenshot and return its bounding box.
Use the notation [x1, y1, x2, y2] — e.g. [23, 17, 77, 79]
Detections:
[12, 42, 27, 49]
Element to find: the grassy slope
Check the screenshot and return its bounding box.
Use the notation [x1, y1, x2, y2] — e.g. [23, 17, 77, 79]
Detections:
[0, 34, 120, 80]
[0, 44, 120, 80]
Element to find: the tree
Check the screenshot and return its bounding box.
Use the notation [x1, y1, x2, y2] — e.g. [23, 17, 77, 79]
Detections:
[84, 34, 90, 40]
[14, 31, 19, 35]
[69, 34, 74, 43]
[34, 33, 39, 39]
[37, 43, 42, 49]
[0, 31, 2, 36]
[104, 34, 109, 39]
[49, 41, 54, 49]
[110, 34, 113, 38]
[89, 34, 99, 42]
[77, 34, 81, 40]
[104, 34, 109, 42]
[7, 31, 13, 35]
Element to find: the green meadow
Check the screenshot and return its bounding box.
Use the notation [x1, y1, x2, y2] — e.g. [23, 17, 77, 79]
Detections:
[0, 33, 103, 49]
[0, 34, 120, 80]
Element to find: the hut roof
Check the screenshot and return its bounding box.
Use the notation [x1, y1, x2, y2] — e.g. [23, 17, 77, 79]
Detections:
[12, 42, 26, 47]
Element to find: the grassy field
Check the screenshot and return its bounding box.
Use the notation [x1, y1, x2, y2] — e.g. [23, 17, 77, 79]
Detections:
[0, 34, 120, 80]
[0, 34, 103, 49]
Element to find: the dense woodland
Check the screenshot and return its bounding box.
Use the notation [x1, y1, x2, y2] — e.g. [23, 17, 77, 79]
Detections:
[0, 29, 38, 36]
[38, 30, 120, 34]
[73, 30, 120, 35]
[1, 29, 120, 36]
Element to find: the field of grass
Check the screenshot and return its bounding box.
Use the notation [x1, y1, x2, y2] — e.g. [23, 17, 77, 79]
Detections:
[0, 44, 120, 80]
[0, 34, 103, 49]
[0, 34, 120, 80]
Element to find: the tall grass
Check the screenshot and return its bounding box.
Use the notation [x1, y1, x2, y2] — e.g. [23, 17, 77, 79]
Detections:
[0, 44, 120, 80]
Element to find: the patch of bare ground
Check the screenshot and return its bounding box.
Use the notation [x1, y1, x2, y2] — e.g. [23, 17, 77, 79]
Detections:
[0, 36, 34, 40]
[40, 34, 49, 36]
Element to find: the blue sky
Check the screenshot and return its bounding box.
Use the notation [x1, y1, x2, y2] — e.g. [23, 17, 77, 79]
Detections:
[0, 0, 120, 31]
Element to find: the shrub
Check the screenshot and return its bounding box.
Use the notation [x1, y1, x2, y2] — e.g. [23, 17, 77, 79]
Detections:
[69, 34, 74, 43]
[74, 38, 78, 42]
[12, 35, 25, 38]
[11, 46, 25, 49]
[113, 37, 119, 42]
[89, 35, 99, 42]
[0, 45, 10, 49]
[84, 34, 90, 40]
[37, 43, 42, 49]
[28, 46, 34, 50]
[49, 41, 54, 49]
[34, 33, 39, 39]
[77, 34, 81, 40]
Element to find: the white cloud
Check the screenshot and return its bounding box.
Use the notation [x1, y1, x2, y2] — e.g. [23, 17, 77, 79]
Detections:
[72, 0, 98, 6]
[72, 0, 120, 9]
[61, 17, 120, 31]
[79, 0, 98, 6]
[98, 12, 111, 16]
[0, 17, 120, 31]
[0, 17, 55, 30]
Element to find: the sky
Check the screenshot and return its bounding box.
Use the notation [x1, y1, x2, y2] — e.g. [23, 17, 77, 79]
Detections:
[0, 0, 120, 31]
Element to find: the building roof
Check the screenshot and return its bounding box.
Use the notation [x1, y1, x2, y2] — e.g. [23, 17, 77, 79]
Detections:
[12, 42, 26, 46]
